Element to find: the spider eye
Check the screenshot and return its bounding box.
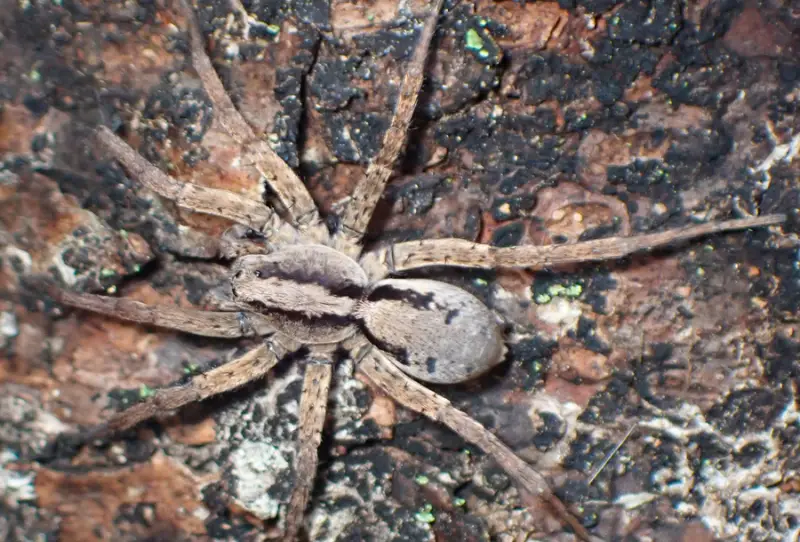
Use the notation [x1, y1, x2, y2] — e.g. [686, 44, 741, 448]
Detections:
[253, 270, 262, 278]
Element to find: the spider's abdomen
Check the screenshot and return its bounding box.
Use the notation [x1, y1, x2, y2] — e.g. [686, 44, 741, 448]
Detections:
[230, 245, 368, 344]
[357, 279, 506, 384]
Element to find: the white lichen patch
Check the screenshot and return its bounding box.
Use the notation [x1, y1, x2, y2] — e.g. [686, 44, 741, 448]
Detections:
[215, 365, 303, 520]
[750, 123, 800, 186]
[0, 393, 70, 440]
[51, 250, 78, 286]
[615, 492, 657, 509]
[1, 245, 33, 275]
[535, 296, 582, 330]
[0, 449, 35, 508]
[229, 440, 290, 520]
[0, 311, 19, 349]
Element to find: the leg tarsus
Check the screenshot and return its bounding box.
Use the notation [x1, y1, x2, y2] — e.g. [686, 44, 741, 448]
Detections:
[284, 362, 333, 541]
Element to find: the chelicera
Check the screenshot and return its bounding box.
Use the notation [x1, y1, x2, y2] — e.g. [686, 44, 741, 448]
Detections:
[37, 0, 785, 540]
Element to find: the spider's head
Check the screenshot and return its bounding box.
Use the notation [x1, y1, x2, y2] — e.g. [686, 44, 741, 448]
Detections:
[230, 255, 269, 305]
[230, 254, 307, 313]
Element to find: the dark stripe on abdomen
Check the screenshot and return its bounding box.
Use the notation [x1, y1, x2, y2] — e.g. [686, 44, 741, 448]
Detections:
[366, 284, 436, 311]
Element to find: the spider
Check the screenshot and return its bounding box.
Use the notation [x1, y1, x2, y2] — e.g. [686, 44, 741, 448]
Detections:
[37, 0, 785, 540]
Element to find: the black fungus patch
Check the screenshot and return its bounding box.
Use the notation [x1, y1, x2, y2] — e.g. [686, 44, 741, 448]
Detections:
[734, 442, 769, 468]
[578, 371, 635, 425]
[763, 335, 800, 382]
[203, 483, 259, 539]
[707, 388, 788, 436]
[394, 417, 469, 453]
[33, 431, 88, 466]
[142, 84, 213, 147]
[383, 174, 453, 218]
[181, 274, 218, 306]
[490, 221, 524, 247]
[293, 0, 329, 28]
[748, 246, 800, 320]
[564, 431, 616, 476]
[653, 43, 744, 108]
[324, 112, 389, 164]
[518, 53, 593, 107]
[353, 23, 421, 62]
[325, 447, 395, 503]
[607, 0, 682, 45]
[632, 342, 700, 410]
[569, 316, 611, 355]
[533, 411, 566, 451]
[578, 218, 623, 241]
[689, 432, 730, 462]
[505, 335, 557, 390]
[640, 434, 684, 491]
[588, 37, 660, 107]
[434, 112, 570, 186]
[272, 66, 308, 168]
[42, 134, 199, 261]
[607, 159, 682, 212]
[309, 56, 363, 110]
[575, 0, 623, 13]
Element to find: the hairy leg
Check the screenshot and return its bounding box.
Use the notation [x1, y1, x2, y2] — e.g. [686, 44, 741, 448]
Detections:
[333, 0, 445, 255]
[360, 214, 786, 279]
[284, 362, 333, 541]
[45, 281, 276, 338]
[357, 347, 591, 541]
[81, 343, 279, 441]
[94, 125, 279, 232]
[177, 0, 322, 231]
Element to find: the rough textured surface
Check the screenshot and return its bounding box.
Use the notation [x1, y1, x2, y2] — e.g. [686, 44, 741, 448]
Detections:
[0, 0, 798, 541]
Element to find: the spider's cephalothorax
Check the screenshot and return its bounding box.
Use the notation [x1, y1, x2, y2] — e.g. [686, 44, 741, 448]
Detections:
[40, 0, 786, 540]
[230, 246, 367, 344]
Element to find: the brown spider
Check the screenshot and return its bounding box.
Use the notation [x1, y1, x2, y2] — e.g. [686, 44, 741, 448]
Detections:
[38, 0, 785, 540]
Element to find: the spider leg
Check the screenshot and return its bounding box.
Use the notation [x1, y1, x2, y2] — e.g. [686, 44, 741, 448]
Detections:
[357, 347, 592, 541]
[45, 281, 276, 338]
[360, 214, 786, 279]
[284, 361, 333, 541]
[82, 343, 278, 441]
[177, 0, 322, 231]
[94, 125, 280, 233]
[333, 0, 445, 256]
